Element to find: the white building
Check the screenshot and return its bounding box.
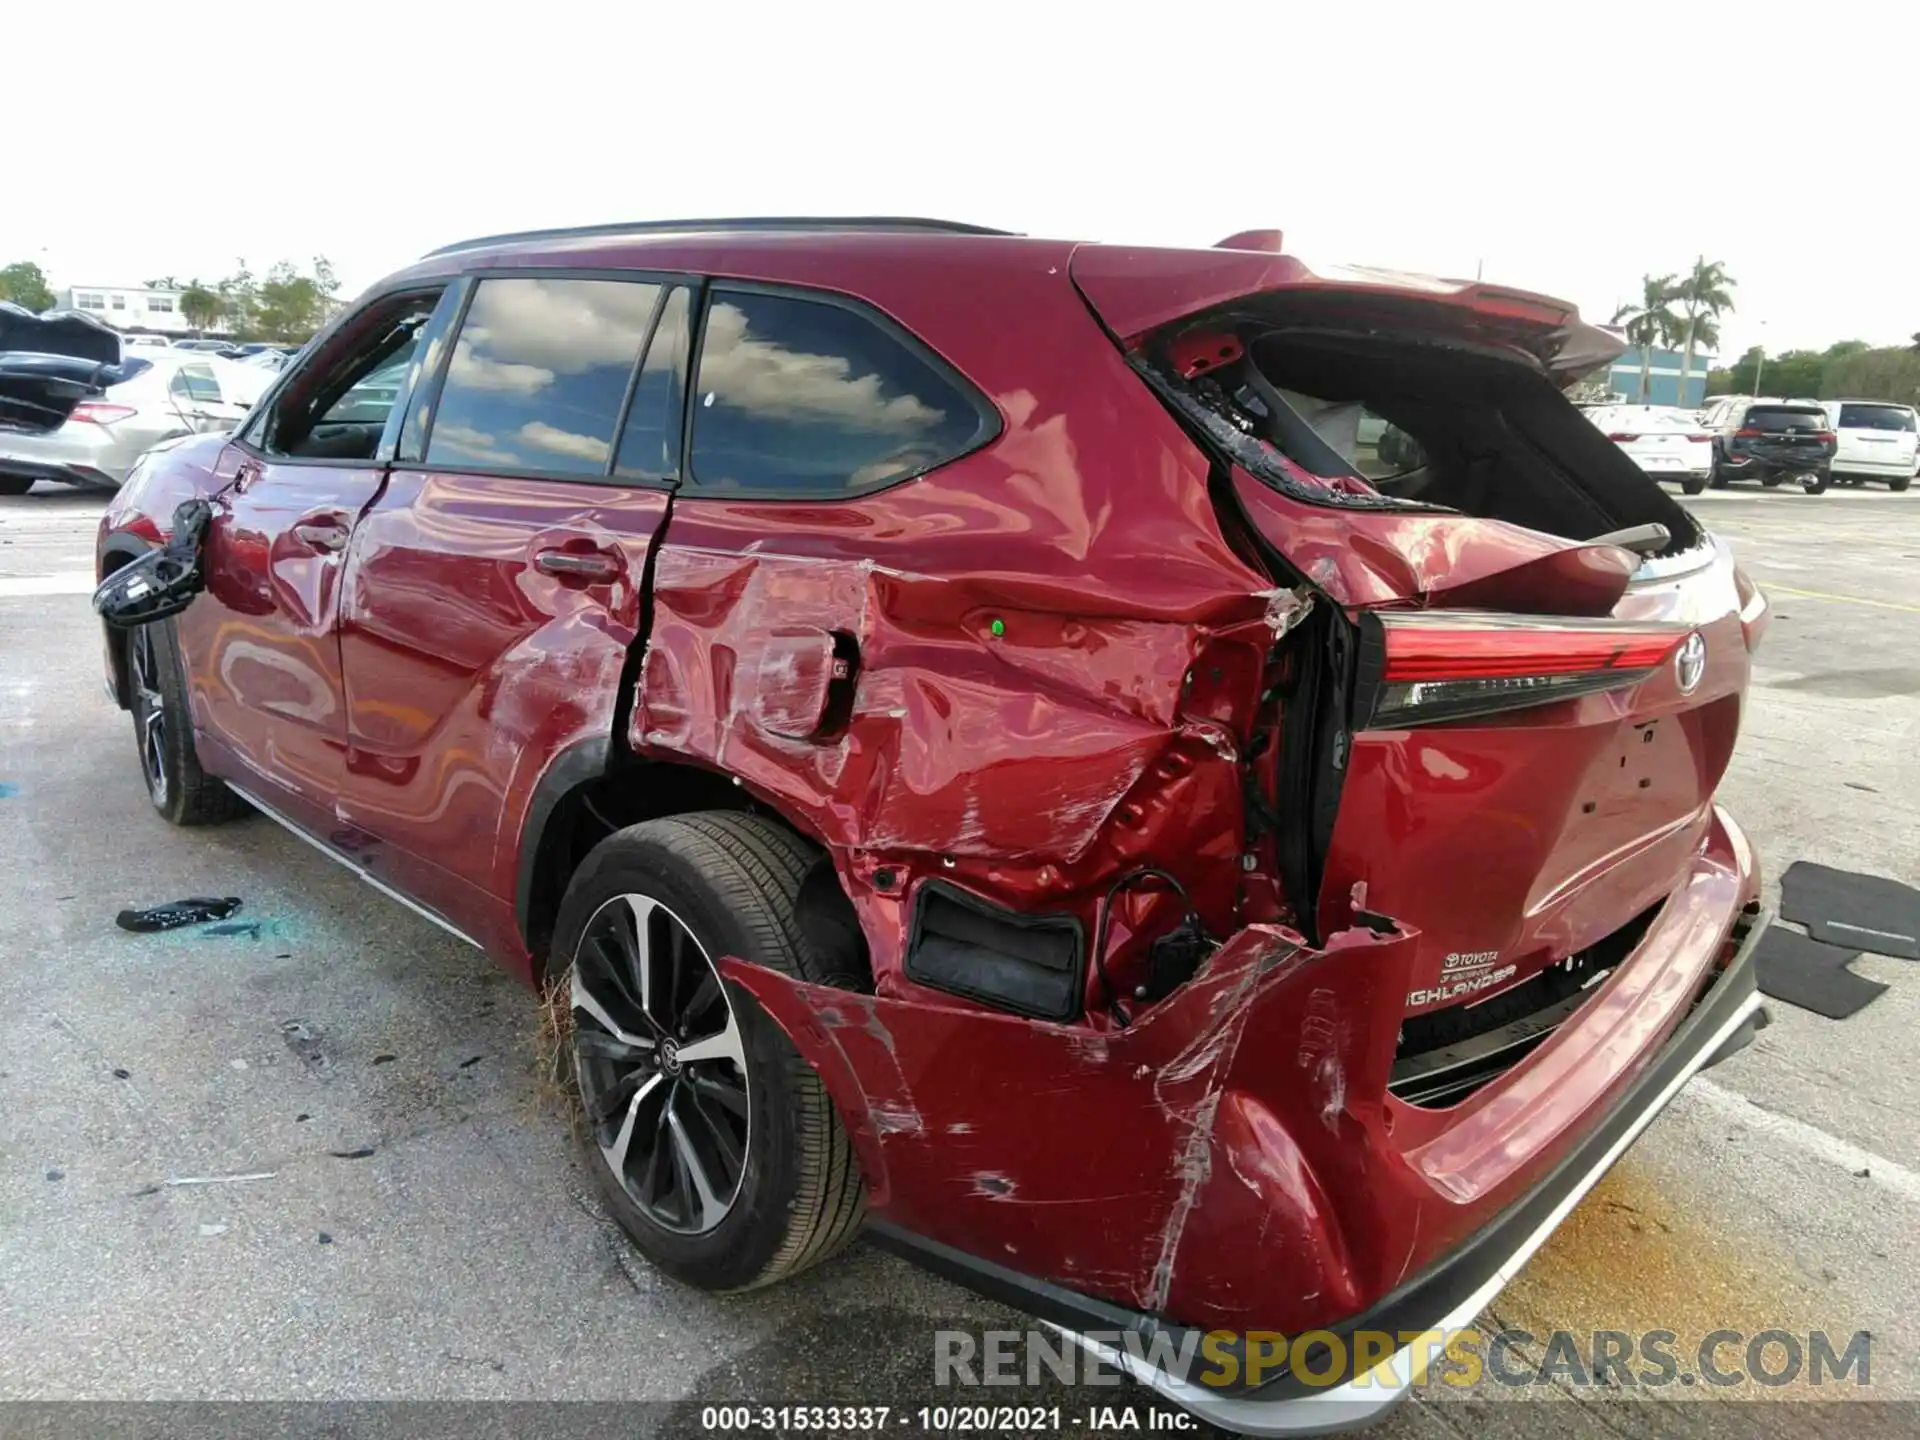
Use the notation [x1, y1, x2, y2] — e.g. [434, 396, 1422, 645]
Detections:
[55, 284, 197, 336]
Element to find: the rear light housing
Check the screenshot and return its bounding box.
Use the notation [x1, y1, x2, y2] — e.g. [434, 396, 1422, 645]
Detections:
[1362, 612, 1692, 728]
[1733, 427, 1762, 439]
[1605, 432, 1639, 442]
[69, 403, 137, 426]
[1814, 431, 1837, 445]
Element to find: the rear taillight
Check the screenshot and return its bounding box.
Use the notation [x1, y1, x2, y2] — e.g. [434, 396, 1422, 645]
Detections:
[69, 403, 137, 425]
[1734, 427, 1762, 439]
[1368, 613, 1691, 727]
[1605, 432, 1639, 442]
[1688, 433, 1712, 442]
[1814, 431, 1837, 445]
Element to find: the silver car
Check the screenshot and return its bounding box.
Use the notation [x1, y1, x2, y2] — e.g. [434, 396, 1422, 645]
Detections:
[0, 351, 267, 494]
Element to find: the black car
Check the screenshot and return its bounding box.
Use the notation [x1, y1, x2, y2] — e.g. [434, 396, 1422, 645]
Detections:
[1702, 398, 1837, 493]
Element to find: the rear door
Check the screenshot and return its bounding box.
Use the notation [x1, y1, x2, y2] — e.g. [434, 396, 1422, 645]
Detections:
[179, 287, 451, 834]
[331, 272, 693, 952]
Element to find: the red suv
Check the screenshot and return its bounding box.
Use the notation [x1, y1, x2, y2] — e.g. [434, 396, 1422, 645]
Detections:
[96, 219, 1770, 1431]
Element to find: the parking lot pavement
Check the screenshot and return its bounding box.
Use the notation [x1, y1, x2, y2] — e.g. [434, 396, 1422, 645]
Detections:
[2, 479, 1916, 1435]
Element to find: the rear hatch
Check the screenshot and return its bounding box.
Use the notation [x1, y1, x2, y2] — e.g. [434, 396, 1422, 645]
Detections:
[1832, 401, 1918, 471]
[0, 302, 130, 434]
[1071, 242, 1754, 1018]
[1732, 403, 1834, 469]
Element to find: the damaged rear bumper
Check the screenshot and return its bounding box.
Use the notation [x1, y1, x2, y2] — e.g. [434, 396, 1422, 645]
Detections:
[724, 811, 1765, 1435]
[1017, 908, 1766, 1433]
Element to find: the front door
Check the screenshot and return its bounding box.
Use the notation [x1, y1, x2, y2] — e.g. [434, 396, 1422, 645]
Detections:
[332, 275, 693, 953]
[179, 287, 452, 833]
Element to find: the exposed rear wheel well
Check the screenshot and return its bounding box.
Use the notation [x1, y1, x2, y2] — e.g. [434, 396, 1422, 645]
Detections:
[521, 759, 870, 991]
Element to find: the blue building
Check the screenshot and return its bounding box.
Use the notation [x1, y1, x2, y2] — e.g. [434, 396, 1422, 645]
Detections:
[1605, 343, 1715, 407]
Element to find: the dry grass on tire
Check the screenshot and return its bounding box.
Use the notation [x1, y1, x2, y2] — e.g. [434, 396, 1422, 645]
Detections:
[532, 967, 583, 1128]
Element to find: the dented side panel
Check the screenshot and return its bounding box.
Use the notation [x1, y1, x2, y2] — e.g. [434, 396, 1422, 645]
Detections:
[633, 258, 1296, 1008]
[726, 921, 1420, 1332]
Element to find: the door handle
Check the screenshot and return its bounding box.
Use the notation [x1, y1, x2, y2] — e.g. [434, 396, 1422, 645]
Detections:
[292, 521, 350, 553]
[533, 547, 623, 582]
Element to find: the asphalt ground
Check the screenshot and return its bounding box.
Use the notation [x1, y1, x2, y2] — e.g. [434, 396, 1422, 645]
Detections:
[2, 479, 1916, 1438]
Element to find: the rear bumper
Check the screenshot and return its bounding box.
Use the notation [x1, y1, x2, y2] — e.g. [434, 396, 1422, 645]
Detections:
[1025, 903, 1768, 1433]
[0, 430, 129, 489]
[731, 808, 1764, 1436]
[1832, 457, 1918, 479]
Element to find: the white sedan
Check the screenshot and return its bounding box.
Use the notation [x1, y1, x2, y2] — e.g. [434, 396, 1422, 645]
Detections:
[1585, 405, 1715, 495]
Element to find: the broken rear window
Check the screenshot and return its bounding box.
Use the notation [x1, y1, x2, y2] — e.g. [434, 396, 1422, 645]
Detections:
[1143, 321, 1702, 551]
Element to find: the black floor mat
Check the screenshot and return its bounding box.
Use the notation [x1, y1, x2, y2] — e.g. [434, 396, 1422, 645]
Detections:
[1753, 925, 1888, 1020]
[1779, 861, 1920, 960]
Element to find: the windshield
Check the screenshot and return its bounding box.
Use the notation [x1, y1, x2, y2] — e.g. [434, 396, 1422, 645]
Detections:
[1836, 403, 1917, 433]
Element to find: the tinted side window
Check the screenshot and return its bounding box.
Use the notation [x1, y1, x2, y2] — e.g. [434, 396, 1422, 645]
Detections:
[687, 289, 989, 495]
[427, 277, 661, 477]
[613, 286, 690, 481]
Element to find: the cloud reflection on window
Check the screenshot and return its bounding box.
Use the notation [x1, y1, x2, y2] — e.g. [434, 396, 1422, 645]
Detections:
[690, 292, 985, 494]
[427, 277, 662, 476]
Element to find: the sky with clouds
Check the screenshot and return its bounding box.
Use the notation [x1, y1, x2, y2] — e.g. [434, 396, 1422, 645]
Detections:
[9, 1, 1914, 363]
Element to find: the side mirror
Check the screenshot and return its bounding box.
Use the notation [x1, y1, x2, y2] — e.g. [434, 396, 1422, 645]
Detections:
[93, 499, 215, 629]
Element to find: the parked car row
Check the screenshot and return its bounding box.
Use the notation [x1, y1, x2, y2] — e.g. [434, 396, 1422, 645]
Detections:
[1587, 395, 1918, 495]
[121, 334, 300, 366]
[0, 313, 270, 493]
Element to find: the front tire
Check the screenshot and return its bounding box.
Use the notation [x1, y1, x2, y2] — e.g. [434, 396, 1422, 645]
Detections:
[554, 812, 866, 1293]
[127, 619, 250, 826]
[0, 476, 32, 497]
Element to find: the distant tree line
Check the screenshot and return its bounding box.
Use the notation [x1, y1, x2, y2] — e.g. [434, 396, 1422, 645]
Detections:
[0, 257, 340, 346]
[145, 259, 342, 344]
[1706, 338, 1920, 406]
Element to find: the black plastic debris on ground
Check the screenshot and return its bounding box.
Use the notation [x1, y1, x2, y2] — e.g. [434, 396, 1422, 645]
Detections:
[1753, 925, 1888, 1020]
[115, 896, 242, 933]
[1780, 862, 1920, 960]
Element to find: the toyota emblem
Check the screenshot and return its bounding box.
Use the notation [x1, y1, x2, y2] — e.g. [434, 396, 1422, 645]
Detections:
[1675, 632, 1707, 693]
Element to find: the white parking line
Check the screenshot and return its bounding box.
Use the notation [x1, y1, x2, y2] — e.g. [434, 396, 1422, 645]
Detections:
[1688, 1076, 1920, 1205]
[0, 572, 95, 597]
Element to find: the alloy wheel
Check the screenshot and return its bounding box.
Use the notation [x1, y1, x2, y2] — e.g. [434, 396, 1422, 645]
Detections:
[130, 626, 169, 807]
[570, 894, 749, 1234]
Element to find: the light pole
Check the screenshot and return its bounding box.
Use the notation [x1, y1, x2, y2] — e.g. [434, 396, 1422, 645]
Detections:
[1750, 320, 1769, 397]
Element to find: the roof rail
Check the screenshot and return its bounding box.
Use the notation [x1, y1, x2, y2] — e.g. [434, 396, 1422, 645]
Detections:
[423, 216, 1017, 259]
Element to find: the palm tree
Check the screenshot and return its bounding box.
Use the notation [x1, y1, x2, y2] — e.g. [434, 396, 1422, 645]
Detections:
[1612, 274, 1683, 402]
[1672, 258, 1736, 404]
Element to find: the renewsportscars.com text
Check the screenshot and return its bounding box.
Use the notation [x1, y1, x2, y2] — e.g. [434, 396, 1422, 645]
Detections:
[934, 1327, 1872, 1391]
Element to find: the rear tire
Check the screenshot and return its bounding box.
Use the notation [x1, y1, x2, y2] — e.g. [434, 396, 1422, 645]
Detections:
[1682, 475, 1708, 496]
[127, 619, 251, 826]
[1890, 475, 1912, 493]
[1802, 472, 1829, 495]
[554, 812, 867, 1293]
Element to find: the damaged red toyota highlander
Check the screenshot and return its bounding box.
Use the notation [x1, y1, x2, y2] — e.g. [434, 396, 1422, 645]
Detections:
[94, 219, 1770, 1432]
